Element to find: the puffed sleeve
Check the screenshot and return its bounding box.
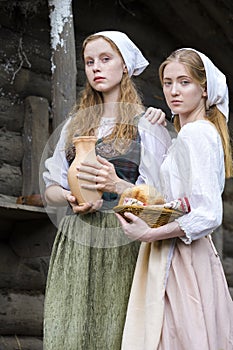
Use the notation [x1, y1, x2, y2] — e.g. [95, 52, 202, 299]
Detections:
[43, 118, 71, 190]
[136, 117, 172, 191]
[168, 122, 225, 244]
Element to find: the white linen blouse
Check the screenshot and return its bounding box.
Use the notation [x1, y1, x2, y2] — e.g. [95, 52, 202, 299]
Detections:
[43, 115, 172, 192]
[160, 120, 225, 244]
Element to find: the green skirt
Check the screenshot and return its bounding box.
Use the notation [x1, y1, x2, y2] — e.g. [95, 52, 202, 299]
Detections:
[43, 211, 140, 350]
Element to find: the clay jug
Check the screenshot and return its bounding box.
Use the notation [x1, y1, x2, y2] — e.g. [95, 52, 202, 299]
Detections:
[67, 136, 102, 204]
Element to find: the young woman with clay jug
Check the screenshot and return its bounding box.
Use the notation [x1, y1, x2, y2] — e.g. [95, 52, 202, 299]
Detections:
[42, 30, 171, 350]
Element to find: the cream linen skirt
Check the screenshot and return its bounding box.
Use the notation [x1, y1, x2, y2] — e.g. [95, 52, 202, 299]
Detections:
[122, 236, 233, 350]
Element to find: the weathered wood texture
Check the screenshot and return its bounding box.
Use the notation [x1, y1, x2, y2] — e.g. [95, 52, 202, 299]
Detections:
[0, 25, 51, 102]
[223, 178, 233, 256]
[10, 219, 56, 258]
[0, 96, 24, 132]
[0, 336, 42, 350]
[0, 96, 49, 196]
[0, 241, 50, 290]
[22, 96, 49, 196]
[14, 69, 51, 101]
[0, 195, 56, 341]
[0, 127, 23, 196]
[0, 163, 22, 196]
[0, 291, 44, 335]
[0, 129, 23, 166]
[0, 63, 50, 102]
[49, 0, 77, 130]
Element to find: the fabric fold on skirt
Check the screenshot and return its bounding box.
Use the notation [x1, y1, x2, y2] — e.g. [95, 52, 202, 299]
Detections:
[121, 239, 173, 349]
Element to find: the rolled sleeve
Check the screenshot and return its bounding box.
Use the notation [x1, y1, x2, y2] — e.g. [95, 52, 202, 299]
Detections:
[43, 119, 71, 190]
[161, 121, 225, 244]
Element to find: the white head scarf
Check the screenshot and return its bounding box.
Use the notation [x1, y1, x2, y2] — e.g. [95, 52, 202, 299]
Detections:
[180, 48, 229, 121]
[93, 30, 149, 77]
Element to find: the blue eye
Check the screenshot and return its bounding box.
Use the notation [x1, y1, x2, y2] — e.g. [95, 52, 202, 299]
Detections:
[102, 57, 110, 63]
[86, 60, 94, 66]
[181, 80, 190, 85]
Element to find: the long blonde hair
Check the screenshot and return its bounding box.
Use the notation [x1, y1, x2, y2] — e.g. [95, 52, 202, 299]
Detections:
[66, 34, 144, 153]
[159, 49, 233, 178]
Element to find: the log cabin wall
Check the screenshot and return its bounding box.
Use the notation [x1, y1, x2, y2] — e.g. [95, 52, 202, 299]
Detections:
[0, 1, 232, 349]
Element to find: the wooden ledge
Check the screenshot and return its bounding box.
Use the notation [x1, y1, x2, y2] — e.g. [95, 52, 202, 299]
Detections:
[0, 194, 56, 221]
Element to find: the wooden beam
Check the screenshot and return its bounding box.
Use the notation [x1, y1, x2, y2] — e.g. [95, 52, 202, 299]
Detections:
[48, 0, 77, 131]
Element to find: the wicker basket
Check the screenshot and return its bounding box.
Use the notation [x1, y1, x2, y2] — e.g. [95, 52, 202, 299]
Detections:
[113, 204, 183, 228]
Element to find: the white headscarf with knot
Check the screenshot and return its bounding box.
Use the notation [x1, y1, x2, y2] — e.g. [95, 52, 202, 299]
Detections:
[94, 30, 149, 77]
[181, 48, 229, 121]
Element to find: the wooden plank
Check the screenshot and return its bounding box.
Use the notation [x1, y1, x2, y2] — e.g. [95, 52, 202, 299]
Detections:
[0, 195, 56, 223]
[22, 96, 49, 196]
[0, 201, 48, 220]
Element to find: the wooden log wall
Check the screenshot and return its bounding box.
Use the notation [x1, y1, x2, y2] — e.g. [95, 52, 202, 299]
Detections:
[0, 94, 52, 349]
[0, 202, 57, 350]
[0, 96, 49, 197]
[0, 5, 55, 348]
[0, 96, 24, 196]
[0, 22, 51, 197]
